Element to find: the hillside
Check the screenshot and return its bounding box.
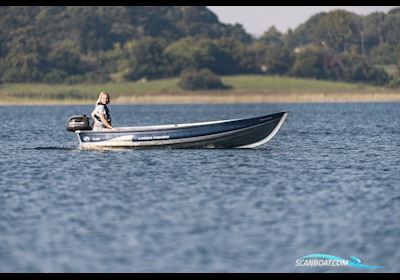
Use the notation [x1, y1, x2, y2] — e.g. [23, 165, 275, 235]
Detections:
[0, 6, 251, 83]
[0, 6, 250, 51]
[1, 6, 400, 87]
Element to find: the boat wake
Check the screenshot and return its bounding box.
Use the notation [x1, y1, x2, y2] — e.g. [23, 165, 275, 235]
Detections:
[30, 146, 78, 151]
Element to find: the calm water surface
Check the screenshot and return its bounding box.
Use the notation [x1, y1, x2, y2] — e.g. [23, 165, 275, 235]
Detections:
[0, 103, 399, 272]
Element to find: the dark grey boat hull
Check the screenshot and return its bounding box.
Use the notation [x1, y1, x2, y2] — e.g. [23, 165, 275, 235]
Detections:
[75, 112, 288, 150]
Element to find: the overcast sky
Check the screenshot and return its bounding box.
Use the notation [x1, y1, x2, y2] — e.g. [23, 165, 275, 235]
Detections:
[207, 6, 398, 36]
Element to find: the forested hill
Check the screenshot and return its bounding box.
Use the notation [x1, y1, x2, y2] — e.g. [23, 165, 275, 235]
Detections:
[0, 6, 251, 83]
[1, 6, 400, 87]
[0, 6, 250, 52]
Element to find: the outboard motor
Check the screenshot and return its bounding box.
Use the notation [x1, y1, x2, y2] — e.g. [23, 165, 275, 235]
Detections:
[66, 115, 92, 132]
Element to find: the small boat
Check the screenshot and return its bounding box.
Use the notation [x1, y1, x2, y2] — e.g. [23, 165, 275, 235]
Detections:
[67, 112, 288, 150]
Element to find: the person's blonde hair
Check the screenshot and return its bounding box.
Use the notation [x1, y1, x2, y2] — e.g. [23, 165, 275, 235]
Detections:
[96, 91, 110, 106]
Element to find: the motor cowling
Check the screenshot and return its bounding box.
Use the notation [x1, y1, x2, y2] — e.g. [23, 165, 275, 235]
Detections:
[67, 115, 92, 132]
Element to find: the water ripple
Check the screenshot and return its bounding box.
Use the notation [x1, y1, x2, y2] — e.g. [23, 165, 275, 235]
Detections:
[1, 103, 400, 272]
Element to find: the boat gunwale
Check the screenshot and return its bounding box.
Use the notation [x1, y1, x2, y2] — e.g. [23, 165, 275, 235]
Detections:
[75, 112, 287, 135]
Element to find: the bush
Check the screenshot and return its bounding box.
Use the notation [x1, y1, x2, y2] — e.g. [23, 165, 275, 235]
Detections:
[340, 53, 390, 86]
[388, 75, 400, 88]
[1, 67, 43, 83]
[178, 69, 230, 91]
[42, 69, 68, 84]
[291, 46, 326, 79]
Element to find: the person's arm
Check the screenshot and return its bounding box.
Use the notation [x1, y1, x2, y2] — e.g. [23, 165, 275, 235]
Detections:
[99, 114, 113, 129]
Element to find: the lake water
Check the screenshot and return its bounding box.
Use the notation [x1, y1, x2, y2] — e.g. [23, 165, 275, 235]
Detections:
[0, 103, 399, 272]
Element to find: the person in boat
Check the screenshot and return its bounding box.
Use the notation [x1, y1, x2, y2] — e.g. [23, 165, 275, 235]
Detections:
[91, 91, 113, 130]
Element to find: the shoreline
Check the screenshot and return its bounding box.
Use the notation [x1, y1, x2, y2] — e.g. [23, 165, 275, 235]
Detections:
[1, 92, 400, 105]
[114, 92, 400, 104]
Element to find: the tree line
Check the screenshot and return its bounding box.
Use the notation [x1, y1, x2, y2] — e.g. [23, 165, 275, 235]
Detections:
[1, 6, 400, 87]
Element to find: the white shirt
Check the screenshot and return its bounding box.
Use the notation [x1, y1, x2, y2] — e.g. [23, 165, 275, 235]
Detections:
[91, 104, 107, 130]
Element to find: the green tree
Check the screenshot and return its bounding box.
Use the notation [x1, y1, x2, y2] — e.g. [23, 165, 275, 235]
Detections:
[259, 26, 284, 47]
[2, 26, 48, 82]
[291, 45, 326, 79]
[340, 53, 389, 85]
[362, 12, 386, 49]
[315, 10, 361, 53]
[369, 43, 398, 65]
[47, 41, 90, 75]
[123, 38, 168, 81]
[383, 13, 400, 45]
[215, 38, 258, 74]
[289, 12, 328, 46]
[256, 26, 292, 74]
[164, 37, 215, 75]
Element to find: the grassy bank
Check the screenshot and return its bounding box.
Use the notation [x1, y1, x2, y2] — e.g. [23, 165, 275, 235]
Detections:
[1, 75, 399, 104]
